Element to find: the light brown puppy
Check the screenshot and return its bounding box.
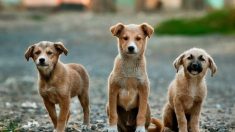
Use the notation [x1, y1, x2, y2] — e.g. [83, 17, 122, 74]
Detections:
[106, 23, 155, 132]
[25, 41, 90, 132]
[162, 48, 217, 132]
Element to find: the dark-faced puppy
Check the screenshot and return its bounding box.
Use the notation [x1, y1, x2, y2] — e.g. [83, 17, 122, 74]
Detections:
[25, 41, 90, 132]
[162, 48, 217, 132]
[106, 23, 154, 132]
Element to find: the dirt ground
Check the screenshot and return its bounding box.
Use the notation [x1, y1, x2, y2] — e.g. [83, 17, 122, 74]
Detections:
[0, 11, 234, 132]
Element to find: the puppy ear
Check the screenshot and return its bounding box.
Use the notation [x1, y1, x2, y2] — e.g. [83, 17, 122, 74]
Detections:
[173, 53, 185, 72]
[25, 45, 35, 61]
[110, 23, 125, 37]
[208, 55, 217, 77]
[140, 23, 154, 38]
[54, 42, 68, 55]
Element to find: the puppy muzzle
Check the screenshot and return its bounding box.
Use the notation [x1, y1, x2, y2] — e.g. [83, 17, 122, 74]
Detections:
[187, 62, 203, 75]
[37, 57, 49, 67]
[127, 42, 138, 54]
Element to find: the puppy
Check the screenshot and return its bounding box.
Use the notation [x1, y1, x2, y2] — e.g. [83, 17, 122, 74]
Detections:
[25, 41, 90, 132]
[162, 48, 217, 132]
[106, 23, 155, 132]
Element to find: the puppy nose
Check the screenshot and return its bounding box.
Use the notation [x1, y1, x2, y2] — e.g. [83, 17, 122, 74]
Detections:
[192, 63, 198, 69]
[39, 58, 45, 63]
[128, 46, 135, 52]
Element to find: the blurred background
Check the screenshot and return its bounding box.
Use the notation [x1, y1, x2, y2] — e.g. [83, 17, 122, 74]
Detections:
[0, 0, 235, 131]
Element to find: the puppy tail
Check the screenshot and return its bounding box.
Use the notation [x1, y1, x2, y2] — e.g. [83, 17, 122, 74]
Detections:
[148, 118, 164, 132]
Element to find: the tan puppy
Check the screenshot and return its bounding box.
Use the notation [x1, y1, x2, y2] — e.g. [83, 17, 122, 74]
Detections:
[25, 41, 90, 132]
[106, 23, 154, 132]
[162, 48, 217, 132]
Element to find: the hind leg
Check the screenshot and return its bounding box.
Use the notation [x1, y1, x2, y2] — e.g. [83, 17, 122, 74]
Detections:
[78, 92, 90, 125]
[163, 103, 177, 132]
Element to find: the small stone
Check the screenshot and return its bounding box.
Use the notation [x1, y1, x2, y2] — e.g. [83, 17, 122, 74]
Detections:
[96, 119, 104, 123]
[102, 128, 108, 132]
[97, 123, 105, 128]
[216, 104, 221, 109]
[21, 101, 37, 109]
[91, 124, 97, 130]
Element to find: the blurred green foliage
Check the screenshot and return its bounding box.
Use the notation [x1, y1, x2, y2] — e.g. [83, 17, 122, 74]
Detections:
[2, 120, 19, 132]
[155, 9, 235, 35]
[28, 13, 46, 21]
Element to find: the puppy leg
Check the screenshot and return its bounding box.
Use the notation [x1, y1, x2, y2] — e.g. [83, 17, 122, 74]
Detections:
[136, 84, 149, 132]
[78, 93, 90, 125]
[189, 101, 202, 132]
[57, 98, 70, 132]
[175, 99, 187, 132]
[66, 111, 70, 125]
[107, 105, 118, 131]
[43, 99, 57, 129]
[107, 83, 119, 132]
[163, 103, 177, 131]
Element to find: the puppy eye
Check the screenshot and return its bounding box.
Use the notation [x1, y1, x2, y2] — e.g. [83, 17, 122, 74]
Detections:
[47, 51, 53, 55]
[123, 36, 129, 41]
[187, 54, 193, 60]
[34, 51, 41, 55]
[136, 37, 141, 41]
[198, 55, 205, 61]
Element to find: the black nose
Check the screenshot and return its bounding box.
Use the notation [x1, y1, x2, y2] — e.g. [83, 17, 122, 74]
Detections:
[128, 46, 134, 52]
[39, 58, 45, 63]
[191, 63, 199, 69]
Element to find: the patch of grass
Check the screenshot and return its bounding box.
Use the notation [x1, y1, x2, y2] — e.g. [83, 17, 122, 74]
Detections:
[155, 9, 235, 35]
[2, 120, 20, 132]
[28, 13, 46, 21]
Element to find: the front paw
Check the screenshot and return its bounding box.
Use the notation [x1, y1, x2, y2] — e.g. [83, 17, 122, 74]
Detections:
[81, 124, 90, 131]
[107, 125, 118, 132]
[135, 126, 146, 132]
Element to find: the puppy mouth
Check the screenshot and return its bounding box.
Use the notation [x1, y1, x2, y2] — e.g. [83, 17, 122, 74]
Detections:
[187, 68, 202, 75]
[37, 63, 49, 67]
[190, 70, 200, 75]
[127, 52, 137, 55]
[126, 50, 138, 55]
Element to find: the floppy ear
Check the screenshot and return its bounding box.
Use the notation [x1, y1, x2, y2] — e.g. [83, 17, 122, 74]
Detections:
[54, 42, 68, 55]
[110, 23, 125, 37]
[208, 55, 217, 77]
[140, 23, 154, 38]
[173, 52, 185, 72]
[25, 45, 35, 61]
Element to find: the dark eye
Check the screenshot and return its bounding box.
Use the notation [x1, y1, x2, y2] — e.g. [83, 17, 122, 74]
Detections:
[34, 51, 41, 55]
[123, 36, 129, 41]
[47, 51, 53, 55]
[187, 54, 193, 60]
[198, 55, 205, 61]
[136, 36, 141, 41]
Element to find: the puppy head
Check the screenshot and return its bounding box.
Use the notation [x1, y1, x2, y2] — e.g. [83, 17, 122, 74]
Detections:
[25, 41, 68, 72]
[110, 23, 154, 57]
[173, 48, 217, 77]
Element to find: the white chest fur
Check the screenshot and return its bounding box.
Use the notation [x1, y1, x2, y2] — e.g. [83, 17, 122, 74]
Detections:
[117, 78, 139, 111]
[183, 81, 204, 111]
[189, 82, 197, 98]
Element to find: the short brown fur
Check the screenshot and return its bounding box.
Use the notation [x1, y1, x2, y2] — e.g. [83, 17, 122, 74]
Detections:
[162, 48, 217, 132]
[25, 41, 90, 132]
